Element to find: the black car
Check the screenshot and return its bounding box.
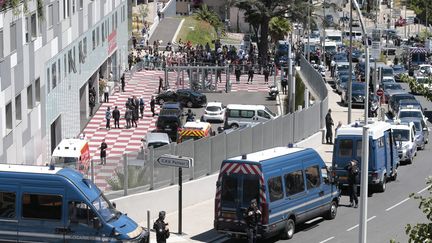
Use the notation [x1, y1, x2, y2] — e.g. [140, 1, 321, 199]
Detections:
[156, 109, 184, 142]
[388, 93, 415, 116]
[341, 82, 366, 107]
[155, 89, 207, 108]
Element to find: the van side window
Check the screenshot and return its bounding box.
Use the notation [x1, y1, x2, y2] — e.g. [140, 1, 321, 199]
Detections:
[68, 201, 96, 225]
[267, 176, 284, 202]
[257, 110, 270, 119]
[221, 174, 238, 204]
[240, 110, 254, 118]
[339, 139, 353, 157]
[356, 140, 363, 158]
[0, 192, 16, 218]
[284, 170, 305, 196]
[228, 109, 240, 118]
[22, 194, 62, 220]
[305, 166, 321, 189]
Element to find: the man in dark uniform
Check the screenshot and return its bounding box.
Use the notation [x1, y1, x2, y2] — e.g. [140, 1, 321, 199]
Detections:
[99, 139, 107, 165]
[235, 65, 241, 83]
[325, 109, 334, 144]
[153, 211, 169, 243]
[112, 106, 120, 129]
[150, 96, 156, 117]
[245, 199, 261, 243]
[346, 160, 359, 208]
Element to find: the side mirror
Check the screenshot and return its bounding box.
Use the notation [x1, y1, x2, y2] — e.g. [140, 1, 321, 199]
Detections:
[92, 217, 102, 229]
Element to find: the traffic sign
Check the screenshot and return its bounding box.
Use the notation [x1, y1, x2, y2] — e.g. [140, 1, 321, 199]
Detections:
[377, 89, 384, 97]
[157, 154, 193, 168]
[371, 41, 381, 59]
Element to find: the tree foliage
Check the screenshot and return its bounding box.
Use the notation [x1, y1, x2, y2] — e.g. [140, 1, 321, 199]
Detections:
[269, 16, 292, 43]
[194, 4, 223, 34]
[405, 176, 432, 242]
[408, 0, 432, 26]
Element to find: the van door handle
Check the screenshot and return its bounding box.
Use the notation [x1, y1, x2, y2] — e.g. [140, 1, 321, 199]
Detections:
[319, 191, 325, 197]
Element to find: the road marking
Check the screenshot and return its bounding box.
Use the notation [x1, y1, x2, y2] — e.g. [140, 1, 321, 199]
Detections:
[319, 236, 335, 243]
[385, 197, 410, 211]
[346, 216, 376, 231]
[417, 185, 432, 194]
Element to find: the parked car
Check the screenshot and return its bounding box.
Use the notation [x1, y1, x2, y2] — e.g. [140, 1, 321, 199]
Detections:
[161, 102, 183, 115]
[398, 99, 423, 111]
[391, 122, 417, 164]
[381, 83, 405, 103]
[341, 82, 366, 106]
[392, 65, 407, 82]
[155, 89, 207, 108]
[381, 76, 396, 84]
[336, 74, 356, 94]
[388, 93, 415, 116]
[400, 118, 428, 150]
[202, 102, 225, 123]
[397, 107, 428, 124]
[142, 132, 171, 149]
[225, 104, 278, 128]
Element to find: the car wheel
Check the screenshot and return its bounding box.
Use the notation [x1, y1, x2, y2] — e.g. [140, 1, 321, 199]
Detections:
[377, 175, 387, 193]
[390, 171, 397, 181]
[186, 101, 193, 108]
[280, 218, 295, 240]
[230, 123, 239, 129]
[324, 201, 338, 220]
[158, 98, 165, 105]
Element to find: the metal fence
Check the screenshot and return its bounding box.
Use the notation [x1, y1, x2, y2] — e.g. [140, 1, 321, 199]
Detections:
[100, 55, 328, 195]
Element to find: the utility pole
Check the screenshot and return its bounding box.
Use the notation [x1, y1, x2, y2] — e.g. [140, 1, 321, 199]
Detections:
[348, 0, 353, 124]
[307, 0, 312, 62]
[322, 0, 327, 67]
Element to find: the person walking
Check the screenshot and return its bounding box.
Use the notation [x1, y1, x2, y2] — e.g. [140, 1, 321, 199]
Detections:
[89, 93, 95, 117]
[281, 78, 288, 95]
[105, 107, 112, 130]
[121, 73, 126, 92]
[345, 160, 359, 208]
[245, 199, 261, 243]
[158, 76, 164, 93]
[139, 97, 145, 118]
[104, 85, 109, 103]
[330, 59, 336, 77]
[235, 65, 241, 83]
[325, 109, 334, 144]
[247, 66, 254, 84]
[99, 139, 107, 165]
[153, 211, 170, 243]
[150, 96, 156, 117]
[125, 107, 132, 129]
[263, 67, 270, 84]
[112, 106, 120, 129]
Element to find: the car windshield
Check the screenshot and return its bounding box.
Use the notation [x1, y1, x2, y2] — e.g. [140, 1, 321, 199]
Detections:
[352, 83, 365, 91]
[92, 194, 120, 222]
[148, 142, 169, 148]
[382, 69, 393, 76]
[384, 83, 403, 90]
[412, 121, 421, 131]
[393, 129, 410, 142]
[206, 106, 221, 112]
[265, 107, 277, 117]
[393, 66, 405, 72]
[399, 111, 423, 119]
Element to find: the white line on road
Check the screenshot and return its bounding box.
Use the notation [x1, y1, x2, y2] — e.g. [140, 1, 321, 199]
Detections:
[346, 216, 376, 231]
[417, 185, 432, 194]
[385, 197, 410, 211]
[319, 236, 335, 243]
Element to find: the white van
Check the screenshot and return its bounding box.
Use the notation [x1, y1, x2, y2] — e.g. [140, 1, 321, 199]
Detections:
[225, 104, 278, 128]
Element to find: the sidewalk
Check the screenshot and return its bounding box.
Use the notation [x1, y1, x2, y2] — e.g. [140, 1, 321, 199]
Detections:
[149, 17, 183, 44]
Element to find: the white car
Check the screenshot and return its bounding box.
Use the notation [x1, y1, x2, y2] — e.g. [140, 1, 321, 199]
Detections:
[381, 76, 396, 83]
[202, 102, 225, 122]
[397, 107, 428, 124]
[418, 64, 432, 76]
[391, 122, 417, 164]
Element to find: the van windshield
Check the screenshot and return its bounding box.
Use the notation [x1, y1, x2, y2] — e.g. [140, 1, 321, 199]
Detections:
[393, 129, 410, 142]
[92, 194, 120, 222]
[265, 107, 276, 118]
[221, 173, 260, 207]
[52, 156, 78, 167]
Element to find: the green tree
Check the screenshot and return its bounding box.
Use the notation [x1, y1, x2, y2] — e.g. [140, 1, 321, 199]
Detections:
[269, 17, 292, 43]
[405, 177, 432, 242]
[194, 4, 223, 34]
[408, 0, 432, 26]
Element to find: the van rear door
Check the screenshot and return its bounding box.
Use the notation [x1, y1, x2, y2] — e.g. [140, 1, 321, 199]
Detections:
[19, 187, 66, 242]
[0, 186, 18, 241]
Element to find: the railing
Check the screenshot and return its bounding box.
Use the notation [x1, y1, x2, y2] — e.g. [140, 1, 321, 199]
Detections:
[99, 55, 328, 196]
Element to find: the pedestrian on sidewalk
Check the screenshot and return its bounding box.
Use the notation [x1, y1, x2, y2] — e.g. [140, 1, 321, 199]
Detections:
[125, 107, 132, 129]
[89, 93, 95, 117]
[325, 109, 334, 144]
[139, 97, 145, 118]
[247, 66, 254, 84]
[158, 76, 164, 94]
[150, 96, 156, 117]
[245, 199, 261, 243]
[105, 107, 112, 130]
[263, 67, 270, 84]
[345, 160, 359, 208]
[281, 78, 288, 94]
[112, 106, 120, 129]
[99, 139, 108, 165]
[153, 211, 170, 243]
[104, 85, 109, 103]
[121, 73, 126, 92]
[330, 59, 336, 77]
[235, 65, 241, 83]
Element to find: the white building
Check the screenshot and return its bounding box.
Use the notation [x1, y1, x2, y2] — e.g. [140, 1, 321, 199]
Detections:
[0, 0, 128, 164]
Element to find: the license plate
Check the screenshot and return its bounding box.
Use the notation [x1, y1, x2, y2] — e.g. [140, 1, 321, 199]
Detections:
[339, 176, 347, 180]
[221, 212, 236, 219]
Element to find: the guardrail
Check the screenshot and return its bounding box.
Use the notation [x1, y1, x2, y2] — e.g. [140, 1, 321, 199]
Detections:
[96, 55, 328, 196]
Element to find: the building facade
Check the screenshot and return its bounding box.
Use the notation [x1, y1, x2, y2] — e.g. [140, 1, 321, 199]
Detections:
[0, 0, 128, 164]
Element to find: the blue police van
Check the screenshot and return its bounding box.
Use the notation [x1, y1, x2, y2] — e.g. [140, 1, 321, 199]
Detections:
[214, 147, 339, 240]
[332, 120, 399, 193]
[0, 164, 149, 242]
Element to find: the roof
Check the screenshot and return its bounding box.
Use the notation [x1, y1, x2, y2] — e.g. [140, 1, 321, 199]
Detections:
[206, 102, 223, 107]
[52, 139, 88, 158]
[391, 123, 412, 130]
[0, 164, 62, 174]
[162, 102, 181, 109]
[226, 104, 266, 110]
[146, 132, 170, 143]
[336, 120, 392, 139]
[228, 147, 306, 162]
[183, 121, 211, 130]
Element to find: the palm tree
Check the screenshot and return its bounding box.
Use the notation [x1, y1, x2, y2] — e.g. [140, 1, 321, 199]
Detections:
[194, 5, 223, 34]
[269, 17, 293, 43]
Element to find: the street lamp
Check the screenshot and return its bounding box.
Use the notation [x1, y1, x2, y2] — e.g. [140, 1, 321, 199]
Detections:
[351, 0, 370, 242]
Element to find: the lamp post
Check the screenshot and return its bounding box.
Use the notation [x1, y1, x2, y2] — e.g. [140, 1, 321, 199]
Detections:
[348, 0, 353, 124]
[351, 0, 370, 242]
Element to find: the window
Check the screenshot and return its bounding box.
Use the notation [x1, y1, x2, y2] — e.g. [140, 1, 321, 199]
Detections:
[305, 165, 321, 189]
[48, 5, 54, 27]
[257, 110, 271, 119]
[68, 201, 96, 225]
[79, 0, 83, 9]
[115, 12, 118, 29]
[241, 110, 254, 118]
[31, 13, 37, 38]
[25, 17, 30, 43]
[112, 15, 115, 31]
[15, 94, 22, 121]
[0, 192, 16, 218]
[51, 63, 57, 89]
[83, 37, 87, 56]
[268, 176, 284, 202]
[64, 54, 67, 77]
[92, 30, 96, 50]
[96, 27, 100, 47]
[46, 68, 50, 92]
[101, 23, 105, 42]
[35, 78, 40, 102]
[58, 59, 61, 84]
[63, 0, 70, 19]
[356, 140, 362, 157]
[22, 194, 62, 220]
[284, 170, 305, 196]
[243, 175, 260, 204]
[68, 49, 76, 73]
[221, 174, 237, 204]
[321, 167, 330, 184]
[338, 139, 353, 157]
[10, 23, 17, 52]
[0, 29, 3, 59]
[6, 102, 12, 130]
[72, 0, 75, 14]
[27, 85, 33, 109]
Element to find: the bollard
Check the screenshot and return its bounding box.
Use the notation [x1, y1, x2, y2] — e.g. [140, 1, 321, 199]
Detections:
[123, 153, 128, 196]
[321, 128, 326, 144]
[90, 159, 95, 183]
[147, 210, 151, 242]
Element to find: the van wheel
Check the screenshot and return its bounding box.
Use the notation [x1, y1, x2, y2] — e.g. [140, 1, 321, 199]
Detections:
[324, 201, 338, 220]
[390, 171, 397, 181]
[230, 123, 239, 129]
[377, 176, 387, 193]
[280, 219, 295, 240]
